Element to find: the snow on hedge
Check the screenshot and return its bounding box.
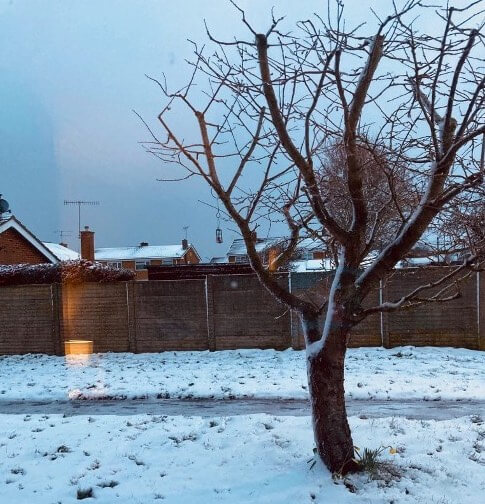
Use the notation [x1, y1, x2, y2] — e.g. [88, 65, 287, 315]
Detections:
[0, 260, 134, 286]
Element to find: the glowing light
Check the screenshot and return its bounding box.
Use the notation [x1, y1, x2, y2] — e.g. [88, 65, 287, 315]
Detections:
[64, 340, 93, 355]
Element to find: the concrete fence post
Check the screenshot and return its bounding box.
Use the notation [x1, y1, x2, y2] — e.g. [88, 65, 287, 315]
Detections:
[288, 272, 297, 349]
[126, 281, 137, 353]
[478, 271, 485, 351]
[205, 275, 216, 351]
[379, 279, 390, 348]
[50, 283, 63, 356]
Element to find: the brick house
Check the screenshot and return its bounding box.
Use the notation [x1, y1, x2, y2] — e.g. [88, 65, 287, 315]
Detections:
[215, 236, 332, 271]
[0, 216, 61, 265]
[94, 239, 201, 280]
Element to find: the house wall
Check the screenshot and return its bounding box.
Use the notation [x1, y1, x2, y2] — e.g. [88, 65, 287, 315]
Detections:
[312, 251, 326, 260]
[0, 267, 482, 355]
[181, 248, 200, 264]
[98, 248, 200, 281]
[0, 228, 51, 265]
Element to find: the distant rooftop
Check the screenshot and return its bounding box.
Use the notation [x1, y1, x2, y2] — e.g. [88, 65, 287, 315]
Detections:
[227, 236, 325, 257]
[210, 256, 227, 264]
[43, 242, 80, 261]
[95, 244, 197, 261]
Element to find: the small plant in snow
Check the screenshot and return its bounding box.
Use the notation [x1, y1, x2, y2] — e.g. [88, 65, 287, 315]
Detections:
[307, 447, 318, 470]
[10, 467, 26, 475]
[76, 487, 94, 500]
[97, 480, 118, 488]
[352, 445, 400, 481]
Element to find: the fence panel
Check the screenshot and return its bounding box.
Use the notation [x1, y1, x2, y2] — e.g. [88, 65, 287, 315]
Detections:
[62, 283, 129, 353]
[0, 285, 57, 354]
[385, 268, 478, 349]
[211, 274, 291, 350]
[134, 280, 209, 352]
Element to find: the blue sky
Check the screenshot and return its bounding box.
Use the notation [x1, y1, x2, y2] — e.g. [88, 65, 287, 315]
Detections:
[0, 0, 473, 259]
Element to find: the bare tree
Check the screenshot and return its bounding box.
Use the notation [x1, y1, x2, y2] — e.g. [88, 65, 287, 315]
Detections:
[317, 140, 418, 256]
[141, 1, 485, 474]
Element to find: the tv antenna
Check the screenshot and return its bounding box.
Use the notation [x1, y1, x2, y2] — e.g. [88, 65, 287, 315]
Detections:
[64, 200, 100, 240]
[54, 230, 73, 243]
[182, 226, 189, 240]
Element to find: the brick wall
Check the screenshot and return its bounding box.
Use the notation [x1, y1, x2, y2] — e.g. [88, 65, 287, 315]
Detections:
[0, 228, 50, 265]
[179, 248, 200, 265]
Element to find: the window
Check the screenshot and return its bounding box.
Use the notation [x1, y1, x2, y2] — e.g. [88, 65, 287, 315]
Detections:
[161, 258, 173, 265]
[107, 261, 122, 269]
[235, 254, 249, 263]
[135, 260, 150, 270]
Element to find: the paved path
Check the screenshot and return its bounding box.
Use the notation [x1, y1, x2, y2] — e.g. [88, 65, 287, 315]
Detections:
[0, 397, 483, 420]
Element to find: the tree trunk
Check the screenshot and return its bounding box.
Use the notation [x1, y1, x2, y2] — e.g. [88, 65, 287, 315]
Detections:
[302, 312, 360, 475]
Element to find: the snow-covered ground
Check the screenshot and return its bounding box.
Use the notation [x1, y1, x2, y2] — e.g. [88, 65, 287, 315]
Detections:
[0, 412, 483, 503]
[1, 347, 484, 502]
[0, 346, 483, 402]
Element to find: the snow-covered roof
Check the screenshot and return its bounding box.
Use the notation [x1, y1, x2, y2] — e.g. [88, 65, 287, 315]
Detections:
[227, 238, 278, 256]
[296, 237, 326, 252]
[210, 256, 227, 264]
[227, 236, 325, 257]
[0, 216, 59, 264]
[395, 254, 462, 268]
[290, 259, 334, 273]
[43, 242, 79, 261]
[95, 244, 197, 261]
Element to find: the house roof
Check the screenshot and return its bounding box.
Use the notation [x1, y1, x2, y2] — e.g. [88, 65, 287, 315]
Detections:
[0, 216, 59, 264]
[290, 258, 334, 272]
[227, 237, 282, 256]
[43, 242, 80, 261]
[210, 256, 227, 264]
[95, 244, 199, 261]
[227, 236, 325, 257]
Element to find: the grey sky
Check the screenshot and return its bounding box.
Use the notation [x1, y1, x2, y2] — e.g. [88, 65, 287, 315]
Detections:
[0, 0, 474, 259]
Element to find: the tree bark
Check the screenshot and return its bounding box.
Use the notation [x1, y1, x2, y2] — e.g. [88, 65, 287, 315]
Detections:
[302, 312, 360, 475]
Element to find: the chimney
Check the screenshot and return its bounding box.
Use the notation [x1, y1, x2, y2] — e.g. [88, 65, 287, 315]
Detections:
[80, 226, 95, 262]
[59, 242, 68, 248]
[139, 241, 149, 247]
[182, 238, 188, 250]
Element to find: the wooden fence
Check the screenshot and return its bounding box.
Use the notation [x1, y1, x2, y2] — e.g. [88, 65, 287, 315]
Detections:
[0, 267, 483, 354]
